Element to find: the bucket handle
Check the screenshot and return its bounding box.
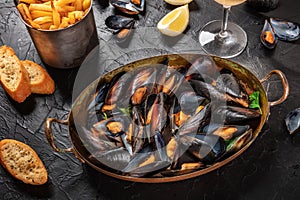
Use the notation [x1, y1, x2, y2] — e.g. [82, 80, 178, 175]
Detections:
[44, 118, 74, 153]
[260, 70, 289, 107]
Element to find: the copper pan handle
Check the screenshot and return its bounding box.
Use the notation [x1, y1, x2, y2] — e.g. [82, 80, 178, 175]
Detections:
[44, 118, 73, 153]
[260, 70, 290, 107]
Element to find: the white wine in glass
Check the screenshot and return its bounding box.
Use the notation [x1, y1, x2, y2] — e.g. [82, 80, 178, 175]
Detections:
[199, 0, 247, 58]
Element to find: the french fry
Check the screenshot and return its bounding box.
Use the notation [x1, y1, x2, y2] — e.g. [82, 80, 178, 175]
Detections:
[67, 12, 75, 24]
[22, 4, 32, 20]
[71, 11, 83, 21]
[33, 16, 53, 24]
[55, 0, 76, 6]
[40, 22, 52, 29]
[59, 20, 69, 29]
[28, 19, 41, 29]
[82, 0, 91, 11]
[49, 25, 58, 30]
[19, 0, 39, 4]
[61, 17, 70, 24]
[29, 4, 52, 12]
[51, 1, 61, 28]
[31, 10, 52, 19]
[17, 3, 33, 21]
[17, 4, 30, 22]
[55, 5, 76, 13]
[74, 0, 83, 11]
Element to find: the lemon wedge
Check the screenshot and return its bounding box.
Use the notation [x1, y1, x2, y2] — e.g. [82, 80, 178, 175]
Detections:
[164, 0, 193, 5]
[157, 4, 189, 37]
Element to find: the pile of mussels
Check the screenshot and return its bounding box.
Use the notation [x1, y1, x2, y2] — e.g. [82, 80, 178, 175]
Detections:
[85, 56, 262, 178]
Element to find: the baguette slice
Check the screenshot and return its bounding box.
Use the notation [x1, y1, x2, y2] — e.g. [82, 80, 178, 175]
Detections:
[21, 60, 55, 94]
[0, 46, 31, 102]
[0, 139, 48, 185]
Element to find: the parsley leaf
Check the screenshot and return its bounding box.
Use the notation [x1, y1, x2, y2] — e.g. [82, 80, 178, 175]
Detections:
[249, 91, 262, 114]
[119, 107, 131, 117]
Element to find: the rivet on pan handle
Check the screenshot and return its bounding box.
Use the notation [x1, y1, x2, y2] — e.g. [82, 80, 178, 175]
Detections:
[260, 70, 290, 107]
[44, 118, 73, 153]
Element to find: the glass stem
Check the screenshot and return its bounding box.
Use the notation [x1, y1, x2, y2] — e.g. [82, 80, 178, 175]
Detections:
[219, 6, 231, 38]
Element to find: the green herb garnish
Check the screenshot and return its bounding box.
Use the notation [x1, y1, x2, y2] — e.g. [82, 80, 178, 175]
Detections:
[119, 107, 131, 117]
[226, 137, 239, 151]
[103, 112, 108, 120]
[249, 91, 262, 114]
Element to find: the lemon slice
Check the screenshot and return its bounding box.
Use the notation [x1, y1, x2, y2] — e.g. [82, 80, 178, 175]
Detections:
[164, 0, 193, 5]
[157, 4, 189, 37]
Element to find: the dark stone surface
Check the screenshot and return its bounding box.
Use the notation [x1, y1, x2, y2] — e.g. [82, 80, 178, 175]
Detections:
[0, 0, 300, 199]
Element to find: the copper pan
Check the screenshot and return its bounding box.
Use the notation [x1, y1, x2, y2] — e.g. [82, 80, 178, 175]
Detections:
[44, 54, 289, 183]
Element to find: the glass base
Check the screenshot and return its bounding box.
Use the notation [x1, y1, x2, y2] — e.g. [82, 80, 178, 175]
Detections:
[199, 20, 247, 58]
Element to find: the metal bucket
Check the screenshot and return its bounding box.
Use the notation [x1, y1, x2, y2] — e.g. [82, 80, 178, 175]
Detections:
[16, 2, 99, 69]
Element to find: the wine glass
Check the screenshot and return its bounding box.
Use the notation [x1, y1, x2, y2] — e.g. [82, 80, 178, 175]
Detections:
[199, 0, 247, 58]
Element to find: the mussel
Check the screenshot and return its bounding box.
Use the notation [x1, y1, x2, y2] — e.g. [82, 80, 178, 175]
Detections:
[216, 73, 248, 100]
[270, 18, 300, 42]
[203, 123, 250, 141]
[213, 106, 261, 124]
[105, 15, 135, 43]
[189, 79, 249, 107]
[261, 19, 277, 49]
[185, 56, 221, 82]
[226, 129, 253, 154]
[260, 18, 299, 49]
[122, 146, 170, 177]
[180, 134, 226, 164]
[178, 103, 212, 136]
[93, 116, 131, 137]
[178, 91, 206, 115]
[285, 108, 300, 135]
[105, 15, 135, 30]
[110, 0, 144, 15]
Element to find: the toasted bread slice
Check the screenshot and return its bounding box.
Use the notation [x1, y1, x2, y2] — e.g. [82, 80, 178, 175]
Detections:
[21, 60, 55, 94]
[0, 139, 48, 185]
[0, 46, 31, 102]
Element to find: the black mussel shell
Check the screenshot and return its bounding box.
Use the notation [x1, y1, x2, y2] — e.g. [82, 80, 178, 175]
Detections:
[105, 15, 135, 30]
[270, 18, 300, 42]
[261, 19, 277, 49]
[110, 0, 140, 15]
[216, 73, 244, 98]
[285, 108, 300, 135]
[213, 106, 261, 124]
[247, 0, 279, 12]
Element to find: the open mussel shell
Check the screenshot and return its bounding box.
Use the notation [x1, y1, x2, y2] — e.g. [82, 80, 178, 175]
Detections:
[285, 108, 300, 135]
[105, 15, 135, 42]
[113, 22, 135, 43]
[261, 19, 277, 49]
[110, 0, 141, 15]
[105, 15, 135, 30]
[226, 129, 253, 154]
[270, 18, 300, 42]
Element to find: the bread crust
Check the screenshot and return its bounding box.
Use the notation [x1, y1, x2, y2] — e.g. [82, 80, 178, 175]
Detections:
[0, 139, 48, 185]
[21, 60, 55, 94]
[0, 46, 31, 103]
